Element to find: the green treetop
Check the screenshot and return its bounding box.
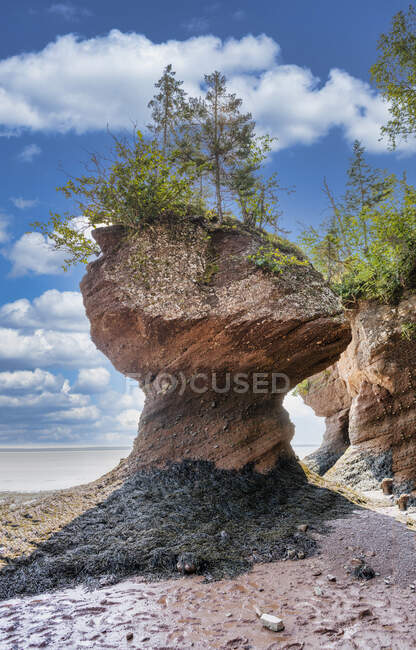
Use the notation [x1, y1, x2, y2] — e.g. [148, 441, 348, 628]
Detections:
[371, 4, 416, 148]
[300, 141, 416, 303]
[148, 64, 186, 154]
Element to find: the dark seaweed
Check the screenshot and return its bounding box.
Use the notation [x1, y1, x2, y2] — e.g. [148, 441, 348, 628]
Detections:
[0, 459, 358, 600]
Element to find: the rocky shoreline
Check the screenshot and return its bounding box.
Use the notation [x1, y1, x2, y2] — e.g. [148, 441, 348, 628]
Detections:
[0, 459, 364, 600]
[1, 467, 416, 649]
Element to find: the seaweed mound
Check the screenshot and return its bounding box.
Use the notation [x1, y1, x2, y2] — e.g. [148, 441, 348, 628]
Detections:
[0, 460, 357, 600]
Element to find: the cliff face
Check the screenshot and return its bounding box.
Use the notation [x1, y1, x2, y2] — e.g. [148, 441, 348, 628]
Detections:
[300, 366, 351, 475]
[302, 293, 416, 491]
[80, 219, 350, 473]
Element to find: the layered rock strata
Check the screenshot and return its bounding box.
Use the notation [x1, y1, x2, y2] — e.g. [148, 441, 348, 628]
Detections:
[80, 218, 350, 473]
[301, 293, 416, 490]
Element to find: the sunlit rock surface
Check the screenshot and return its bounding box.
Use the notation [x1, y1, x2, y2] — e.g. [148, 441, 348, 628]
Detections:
[80, 219, 350, 473]
[301, 293, 416, 492]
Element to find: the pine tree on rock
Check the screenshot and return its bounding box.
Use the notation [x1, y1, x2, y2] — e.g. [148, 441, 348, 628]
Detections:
[179, 71, 255, 222]
[148, 64, 186, 154]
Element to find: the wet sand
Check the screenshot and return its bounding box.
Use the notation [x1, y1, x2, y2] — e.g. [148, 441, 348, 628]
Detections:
[1, 464, 416, 649]
[1, 506, 416, 649]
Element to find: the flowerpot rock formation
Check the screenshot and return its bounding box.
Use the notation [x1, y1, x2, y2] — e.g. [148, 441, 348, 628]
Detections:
[80, 219, 351, 474]
[300, 293, 416, 492]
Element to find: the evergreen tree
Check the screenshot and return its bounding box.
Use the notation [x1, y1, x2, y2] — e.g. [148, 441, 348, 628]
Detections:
[371, 4, 416, 148]
[179, 71, 255, 222]
[148, 64, 186, 153]
[345, 140, 391, 254]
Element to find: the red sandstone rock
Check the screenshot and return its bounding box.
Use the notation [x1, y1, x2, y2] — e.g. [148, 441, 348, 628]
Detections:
[301, 293, 416, 489]
[80, 219, 350, 473]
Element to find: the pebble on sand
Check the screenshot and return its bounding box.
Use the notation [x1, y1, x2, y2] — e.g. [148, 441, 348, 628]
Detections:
[260, 613, 285, 632]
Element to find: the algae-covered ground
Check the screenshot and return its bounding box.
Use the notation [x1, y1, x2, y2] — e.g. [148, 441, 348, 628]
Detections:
[0, 459, 366, 600]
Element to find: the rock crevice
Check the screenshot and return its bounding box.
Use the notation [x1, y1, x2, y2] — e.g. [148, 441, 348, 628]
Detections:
[301, 293, 416, 491]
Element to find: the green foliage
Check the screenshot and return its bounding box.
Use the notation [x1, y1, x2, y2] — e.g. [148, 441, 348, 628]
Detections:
[401, 321, 416, 340]
[371, 4, 416, 148]
[293, 379, 311, 397]
[32, 132, 198, 269]
[148, 64, 186, 153]
[248, 234, 308, 276]
[32, 66, 290, 269]
[175, 70, 257, 222]
[300, 141, 416, 304]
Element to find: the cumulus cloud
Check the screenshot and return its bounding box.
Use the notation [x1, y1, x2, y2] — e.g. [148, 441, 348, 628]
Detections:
[0, 30, 408, 152]
[74, 367, 111, 394]
[0, 327, 101, 370]
[10, 197, 38, 209]
[0, 291, 143, 446]
[0, 289, 89, 332]
[17, 144, 42, 162]
[0, 32, 276, 133]
[0, 368, 64, 394]
[4, 216, 97, 276]
[0, 366, 140, 445]
[6, 232, 68, 276]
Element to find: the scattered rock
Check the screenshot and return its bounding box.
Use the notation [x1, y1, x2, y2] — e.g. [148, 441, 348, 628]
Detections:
[260, 613, 284, 632]
[297, 524, 308, 533]
[353, 563, 375, 580]
[312, 568, 322, 576]
[126, 632, 133, 641]
[381, 478, 393, 495]
[287, 549, 297, 560]
[358, 608, 372, 619]
[176, 553, 201, 575]
[297, 551, 305, 560]
[398, 494, 411, 511]
[327, 574, 336, 582]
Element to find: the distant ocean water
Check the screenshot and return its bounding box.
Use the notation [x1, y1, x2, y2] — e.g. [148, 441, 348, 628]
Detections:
[0, 447, 131, 493]
[0, 445, 318, 493]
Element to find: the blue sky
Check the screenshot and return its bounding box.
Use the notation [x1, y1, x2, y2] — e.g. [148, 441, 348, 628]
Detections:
[0, 0, 414, 447]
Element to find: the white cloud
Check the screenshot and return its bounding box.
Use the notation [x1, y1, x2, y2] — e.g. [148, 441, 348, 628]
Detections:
[284, 392, 325, 447]
[48, 3, 92, 21]
[0, 327, 101, 370]
[0, 30, 409, 152]
[116, 408, 141, 429]
[0, 291, 143, 446]
[74, 367, 111, 393]
[10, 197, 38, 209]
[6, 232, 68, 275]
[0, 368, 64, 393]
[17, 144, 42, 162]
[0, 289, 89, 332]
[4, 216, 97, 276]
[0, 32, 277, 134]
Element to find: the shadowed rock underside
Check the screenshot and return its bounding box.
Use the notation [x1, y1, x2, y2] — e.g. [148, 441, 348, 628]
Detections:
[301, 294, 416, 492]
